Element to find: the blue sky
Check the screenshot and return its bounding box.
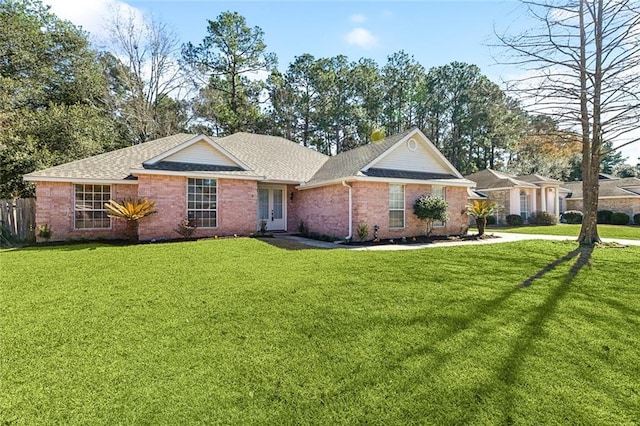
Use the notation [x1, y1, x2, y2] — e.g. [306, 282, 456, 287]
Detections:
[45, 0, 639, 161]
[127, 0, 524, 82]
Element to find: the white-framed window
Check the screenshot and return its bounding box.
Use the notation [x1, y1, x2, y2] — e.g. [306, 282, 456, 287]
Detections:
[389, 184, 405, 228]
[432, 185, 446, 227]
[520, 191, 529, 221]
[188, 178, 217, 228]
[74, 184, 111, 229]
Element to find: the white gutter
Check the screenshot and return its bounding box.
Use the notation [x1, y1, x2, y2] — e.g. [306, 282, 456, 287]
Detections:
[129, 168, 266, 181]
[23, 176, 139, 184]
[297, 176, 476, 190]
[342, 180, 353, 240]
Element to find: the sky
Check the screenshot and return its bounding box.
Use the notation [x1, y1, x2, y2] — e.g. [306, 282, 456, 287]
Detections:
[44, 0, 639, 162]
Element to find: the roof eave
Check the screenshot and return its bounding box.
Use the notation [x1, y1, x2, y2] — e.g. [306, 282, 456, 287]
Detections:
[130, 168, 265, 180]
[297, 175, 475, 190]
[24, 176, 138, 185]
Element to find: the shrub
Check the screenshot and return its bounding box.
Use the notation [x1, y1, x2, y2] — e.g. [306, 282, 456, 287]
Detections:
[506, 214, 524, 226]
[610, 212, 630, 225]
[413, 195, 449, 235]
[634, 214, 640, 226]
[37, 223, 52, 241]
[105, 198, 157, 242]
[356, 223, 370, 241]
[597, 210, 613, 224]
[561, 210, 583, 224]
[174, 218, 198, 238]
[466, 200, 498, 236]
[528, 211, 558, 226]
[297, 221, 308, 235]
[486, 215, 497, 225]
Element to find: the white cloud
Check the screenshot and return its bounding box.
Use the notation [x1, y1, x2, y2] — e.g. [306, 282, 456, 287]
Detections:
[345, 27, 378, 50]
[349, 13, 366, 24]
[44, 0, 144, 40]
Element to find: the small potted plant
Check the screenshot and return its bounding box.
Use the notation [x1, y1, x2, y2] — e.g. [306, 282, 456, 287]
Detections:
[37, 224, 52, 242]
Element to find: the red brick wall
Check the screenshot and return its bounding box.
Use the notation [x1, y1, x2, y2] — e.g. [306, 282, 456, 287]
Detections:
[286, 184, 300, 232]
[34, 181, 137, 241]
[137, 175, 258, 241]
[351, 182, 468, 239]
[294, 184, 350, 238]
[295, 181, 469, 240]
[566, 197, 639, 222]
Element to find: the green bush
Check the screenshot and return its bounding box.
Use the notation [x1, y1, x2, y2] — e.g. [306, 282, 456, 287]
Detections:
[528, 211, 558, 226]
[506, 214, 524, 226]
[634, 214, 640, 226]
[597, 210, 613, 224]
[413, 195, 449, 235]
[486, 215, 497, 225]
[610, 212, 630, 225]
[561, 210, 583, 224]
[356, 223, 370, 241]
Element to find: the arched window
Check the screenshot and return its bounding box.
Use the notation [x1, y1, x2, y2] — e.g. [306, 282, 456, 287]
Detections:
[520, 191, 529, 221]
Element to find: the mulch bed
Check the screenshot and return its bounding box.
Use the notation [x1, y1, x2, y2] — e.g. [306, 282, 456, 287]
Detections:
[343, 233, 499, 247]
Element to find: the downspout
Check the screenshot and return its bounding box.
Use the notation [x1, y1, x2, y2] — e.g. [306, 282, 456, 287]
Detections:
[342, 180, 352, 240]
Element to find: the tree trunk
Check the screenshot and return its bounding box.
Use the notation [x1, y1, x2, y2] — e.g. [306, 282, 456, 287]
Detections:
[476, 217, 486, 237]
[126, 220, 139, 243]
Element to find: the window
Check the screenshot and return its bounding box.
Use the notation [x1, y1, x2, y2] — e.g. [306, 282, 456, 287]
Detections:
[520, 191, 529, 220]
[74, 184, 111, 229]
[389, 184, 405, 228]
[431, 185, 447, 227]
[188, 178, 217, 228]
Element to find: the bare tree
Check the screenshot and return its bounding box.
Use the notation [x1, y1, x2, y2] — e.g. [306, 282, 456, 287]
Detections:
[497, 0, 640, 245]
[104, 9, 188, 144]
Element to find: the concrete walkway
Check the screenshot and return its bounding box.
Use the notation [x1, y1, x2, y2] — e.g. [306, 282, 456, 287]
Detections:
[273, 232, 640, 250]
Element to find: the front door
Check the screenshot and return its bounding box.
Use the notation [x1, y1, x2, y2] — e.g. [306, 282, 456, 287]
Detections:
[258, 186, 286, 231]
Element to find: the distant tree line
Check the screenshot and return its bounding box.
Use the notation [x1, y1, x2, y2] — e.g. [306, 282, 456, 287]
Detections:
[1, 0, 636, 198]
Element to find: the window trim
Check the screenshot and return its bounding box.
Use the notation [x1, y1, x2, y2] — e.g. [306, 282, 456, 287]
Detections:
[388, 184, 405, 229]
[73, 184, 112, 230]
[187, 178, 218, 229]
[520, 191, 529, 220]
[432, 185, 446, 228]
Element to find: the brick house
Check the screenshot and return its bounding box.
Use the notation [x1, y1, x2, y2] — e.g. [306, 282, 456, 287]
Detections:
[464, 169, 564, 224]
[24, 128, 476, 242]
[563, 176, 640, 222]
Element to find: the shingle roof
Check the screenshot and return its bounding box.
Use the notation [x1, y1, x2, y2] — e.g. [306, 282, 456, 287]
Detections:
[215, 132, 328, 182]
[25, 133, 195, 181]
[564, 177, 640, 198]
[24, 128, 469, 186]
[518, 174, 562, 184]
[24, 132, 329, 183]
[465, 168, 539, 190]
[305, 128, 416, 185]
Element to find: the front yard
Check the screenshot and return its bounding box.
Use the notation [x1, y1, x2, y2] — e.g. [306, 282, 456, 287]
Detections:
[1, 239, 638, 424]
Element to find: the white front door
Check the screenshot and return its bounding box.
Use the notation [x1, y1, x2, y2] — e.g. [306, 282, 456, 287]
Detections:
[257, 186, 286, 231]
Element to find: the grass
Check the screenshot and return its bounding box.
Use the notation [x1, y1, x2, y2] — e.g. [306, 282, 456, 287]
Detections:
[1, 239, 639, 424]
[485, 223, 640, 240]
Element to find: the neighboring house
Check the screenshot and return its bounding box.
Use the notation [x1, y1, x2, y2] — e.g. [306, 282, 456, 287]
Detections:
[465, 169, 564, 223]
[563, 176, 640, 221]
[24, 128, 476, 242]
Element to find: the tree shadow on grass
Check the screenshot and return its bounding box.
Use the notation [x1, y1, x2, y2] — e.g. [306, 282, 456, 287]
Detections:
[392, 245, 594, 423]
[489, 245, 594, 424]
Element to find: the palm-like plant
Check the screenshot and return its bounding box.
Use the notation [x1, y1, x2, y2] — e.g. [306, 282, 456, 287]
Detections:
[466, 200, 498, 237]
[104, 198, 157, 242]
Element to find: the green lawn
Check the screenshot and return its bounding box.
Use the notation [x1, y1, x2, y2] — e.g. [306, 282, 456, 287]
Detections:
[2, 239, 639, 424]
[486, 223, 640, 240]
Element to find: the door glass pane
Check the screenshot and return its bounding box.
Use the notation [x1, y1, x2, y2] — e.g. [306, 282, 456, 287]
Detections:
[272, 189, 283, 219]
[258, 189, 269, 220]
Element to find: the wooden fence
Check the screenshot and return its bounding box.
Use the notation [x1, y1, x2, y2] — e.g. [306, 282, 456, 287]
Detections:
[1, 198, 36, 244]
